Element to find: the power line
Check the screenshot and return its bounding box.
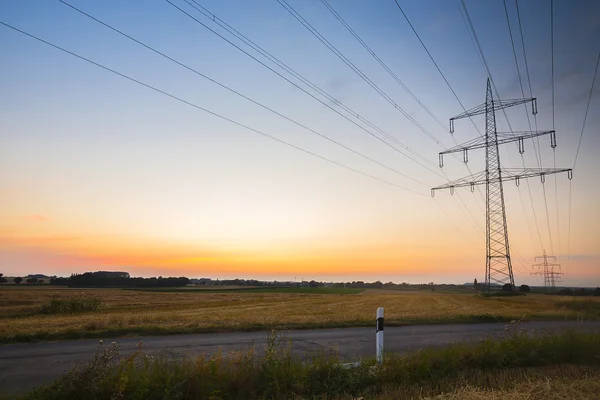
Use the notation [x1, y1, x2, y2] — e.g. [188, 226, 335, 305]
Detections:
[514, 0, 548, 252]
[460, 0, 553, 261]
[550, 0, 561, 264]
[277, 0, 450, 151]
[502, 0, 543, 253]
[320, 0, 447, 132]
[568, 48, 600, 278]
[392, 0, 482, 137]
[573, 50, 600, 170]
[551, 0, 555, 132]
[502, 0, 534, 137]
[168, 0, 445, 179]
[58, 0, 430, 188]
[389, 0, 489, 215]
[183, 0, 437, 172]
[0, 20, 425, 196]
[515, 0, 543, 169]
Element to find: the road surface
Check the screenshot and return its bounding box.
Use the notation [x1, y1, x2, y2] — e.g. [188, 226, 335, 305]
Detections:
[1, 320, 599, 396]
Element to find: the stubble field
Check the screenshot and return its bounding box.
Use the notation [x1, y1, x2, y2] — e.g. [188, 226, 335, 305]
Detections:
[1, 286, 598, 343]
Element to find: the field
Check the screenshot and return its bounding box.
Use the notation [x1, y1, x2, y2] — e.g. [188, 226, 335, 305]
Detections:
[1, 286, 599, 343]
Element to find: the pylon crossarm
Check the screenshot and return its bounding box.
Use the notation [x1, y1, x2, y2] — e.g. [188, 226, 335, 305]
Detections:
[431, 168, 572, 193]
[439, 130, 555, 157]
[501, 168, 572, 183]
[450, 98, 535, 121]
[431, 171, 486, 191]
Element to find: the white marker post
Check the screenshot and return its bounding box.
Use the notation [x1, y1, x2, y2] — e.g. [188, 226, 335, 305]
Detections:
[376, 307, 384, 364]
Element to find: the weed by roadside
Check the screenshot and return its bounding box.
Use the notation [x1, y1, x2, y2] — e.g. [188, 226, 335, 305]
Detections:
[20, 330, 600, 400]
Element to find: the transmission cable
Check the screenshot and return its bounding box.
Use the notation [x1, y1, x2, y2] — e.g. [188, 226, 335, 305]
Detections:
[168, 0, 444, 179]
[0, 20, 425, 196]
[276, 0, 450, 151]
[502, 0, 544, 252]
[460, 0, 554, 257]
[393, 0, 482, 138]
[184, 0, 437, 171]
[572, 47, 599, 169]
[58, 0, 430, 187]
[321, 0, 447, 132]
[550, 0, 562, 264]
[320, 0, 486, 216]
[568, 48, 600, 275]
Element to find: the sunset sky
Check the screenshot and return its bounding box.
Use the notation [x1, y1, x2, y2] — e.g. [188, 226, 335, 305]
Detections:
[1, 0, 598, 286]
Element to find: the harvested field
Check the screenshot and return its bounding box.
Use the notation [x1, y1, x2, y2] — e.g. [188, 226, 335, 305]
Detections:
[1, 286, 599, 343]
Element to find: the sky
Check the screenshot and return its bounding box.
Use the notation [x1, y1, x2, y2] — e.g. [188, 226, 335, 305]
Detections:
[1, 0, 599, 286]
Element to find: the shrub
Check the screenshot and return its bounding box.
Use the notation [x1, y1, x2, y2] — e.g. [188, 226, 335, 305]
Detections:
[519, 284, 531, 293]
[502, 283, 514, 292]
[40, 293, 102, 314]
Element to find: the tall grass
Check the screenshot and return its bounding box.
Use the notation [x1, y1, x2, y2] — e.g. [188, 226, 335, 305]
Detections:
[556, 298, 600, 318]
[39, 293, 102, 314]
[21, 330, 600, 400]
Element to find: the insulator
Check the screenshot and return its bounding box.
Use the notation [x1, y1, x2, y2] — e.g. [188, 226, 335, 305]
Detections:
[550, 131, 557, 148]
[518, 137, 525, 154]
[470, 182, 475, 192]
[431, 189, 435, 198]
[450, 119, 454, 134]
[450, 186, 455, 195]
[532, 98, 538, 115]
[541, 173, 545, 184]
[515, 176, 520, 187]
[439, 154, 444, 168]
[463, 148, 468, 164]
[568, 170, 573, 180]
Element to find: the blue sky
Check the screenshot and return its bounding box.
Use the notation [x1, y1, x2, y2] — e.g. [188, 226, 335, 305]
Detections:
[0, 0, 598, 286]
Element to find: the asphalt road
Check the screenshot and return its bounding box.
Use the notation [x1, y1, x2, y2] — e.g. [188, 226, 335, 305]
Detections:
[2, 320, 599, 396]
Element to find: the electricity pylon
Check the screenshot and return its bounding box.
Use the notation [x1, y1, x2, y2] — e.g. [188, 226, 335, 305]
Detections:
[431, 79, 572, 294]
[531, 249, 563, 293]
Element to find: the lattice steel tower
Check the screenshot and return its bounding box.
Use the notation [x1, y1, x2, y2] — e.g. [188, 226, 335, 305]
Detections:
[531, 250, 563, 293]
[431, 79, 572, 293]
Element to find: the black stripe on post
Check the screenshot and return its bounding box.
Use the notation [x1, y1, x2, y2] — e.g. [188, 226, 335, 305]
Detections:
[376, 316, 384, 332]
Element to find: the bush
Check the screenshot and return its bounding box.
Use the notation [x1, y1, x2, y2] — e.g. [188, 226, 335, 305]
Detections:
[519, 284, 531, 293]
[40, 293, 102, 314]
[595, 287, 600, 297]
[502, 283, 514, 292]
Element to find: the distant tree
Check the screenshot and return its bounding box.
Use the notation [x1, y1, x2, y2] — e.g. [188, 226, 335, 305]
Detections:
[0, 273, 6, 284]
[26, 277, 38, 284]
[13, 277, 22, 285]
[473, 278, 478, 288]
[574, 288, 587, 297]
[594, 287, 600, 297]
[519, 284, 531, 293]
[502, 283, 514, 292]
[308, 280, 318, 288]
[38, 279, 44, 284]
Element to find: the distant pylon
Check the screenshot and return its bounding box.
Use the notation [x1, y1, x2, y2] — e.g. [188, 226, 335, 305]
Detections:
[431, 79, 573, 294]
[531, 249, 563, 294]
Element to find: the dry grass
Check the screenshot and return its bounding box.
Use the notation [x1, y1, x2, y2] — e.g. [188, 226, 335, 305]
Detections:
[1, 286, 598, 342]
[426, 369, 600, 400]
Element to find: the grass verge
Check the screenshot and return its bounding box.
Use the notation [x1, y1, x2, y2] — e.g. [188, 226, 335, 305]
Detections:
[20, 330, 600, 400]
